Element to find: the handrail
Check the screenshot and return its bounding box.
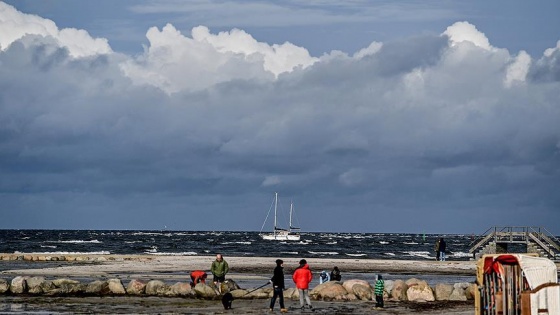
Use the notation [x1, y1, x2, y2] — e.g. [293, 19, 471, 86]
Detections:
[528, 233, 556, 257]
[469, 232, 496, 253]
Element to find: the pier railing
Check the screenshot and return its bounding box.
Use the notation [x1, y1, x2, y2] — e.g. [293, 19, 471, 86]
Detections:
[469, 226, 560, 260]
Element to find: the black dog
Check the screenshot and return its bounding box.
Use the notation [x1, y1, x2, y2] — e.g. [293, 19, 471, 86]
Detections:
[221, 292, 233, 310]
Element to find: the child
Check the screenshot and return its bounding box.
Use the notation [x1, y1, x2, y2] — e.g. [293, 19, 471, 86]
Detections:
[374, 274, 384, 308]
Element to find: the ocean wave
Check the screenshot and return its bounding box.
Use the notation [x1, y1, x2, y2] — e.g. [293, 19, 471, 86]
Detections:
[308, 251, 338, 255]
[346, 253, 367, 257]
[40, 245, 57, 248]
[145, 252, 197, 256]
[379, 241, 389, 244]
[403, 251, 432, 259]
[280, 251, 299, 255]
[14, 251, 111, 255]
[384, 252, 396, 256]
[47, 240, 102, 244]
[222, 242, 252, 245]
[403, 241, 419, 245]
[449, 251, 472, 258]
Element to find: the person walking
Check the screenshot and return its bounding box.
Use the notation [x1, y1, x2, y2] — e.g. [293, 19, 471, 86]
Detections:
[438, 238, 447, 261]
[210, 253, 229, 294]
[269, 259, 288, 313]
[374, 274, 385, 308]
[434, 238, 441, 261]
[330, 266, 341, 281]
[292, 259, 313, 310]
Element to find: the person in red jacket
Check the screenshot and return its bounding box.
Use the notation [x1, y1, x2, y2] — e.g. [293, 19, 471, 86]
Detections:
[189, 270, 207, 287]
[292, 259, 313, 310]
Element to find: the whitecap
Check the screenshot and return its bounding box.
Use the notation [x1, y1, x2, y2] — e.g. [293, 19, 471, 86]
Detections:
[146, 252, 197, 256]
[384, 252, 396, 256]
[308, 251, 338, 255]
[48, 240, 102, 244]
[379, 241, 389, 244]
[346, 253, 367, 257]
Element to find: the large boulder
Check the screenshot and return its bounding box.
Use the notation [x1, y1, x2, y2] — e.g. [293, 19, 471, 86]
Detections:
[434, 283, 453, 301]
[51, 278, 86, 295]
[390, 279, 408, 301]
[0, 279, 9, 293]
[107, 279, 126, 295]
[10, 276, 27, 294]
[342, 279, 371, 293]
[230, 289, 249, 299]
[310, 281, 348, 300]
[145, 280, 169, 296]
[126, 279, 146, 295]
[406, 280, 435, 302]
[352, 284, 373, 301]
[193, 283, 218, 299]
[221, 279, 240, 293]
[27, 277, 55, 294]
[466, 283, 477, 300]
[169, 282, 194, 297]
[284, 287, 298, 300]
[449, 282, 470, 301]
[86, 280, 110, 295]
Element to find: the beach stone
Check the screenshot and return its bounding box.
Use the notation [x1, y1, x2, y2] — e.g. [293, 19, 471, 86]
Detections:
[345, 293, 358, 301]
[27, 277, 55, 294]
[284, 287, 297, 300]
[247, 288, 269, 299]
[108, 279, 126, 295]
[0, 279, 10, 293]
[434, 283, 453, 300]
[352, 283, 372, 301]
[168, 282, 194, 297]
[466, 283, 476, 300]
[10, 276, 27, 294]
[53, 278, 81, 287]
[86, 280, 110, 295]
[145, 280, 169, 296]
[193, 283, 218, 299]
[311, 281, 348, 300]
[222, 279, 240, 293]
[342, 279, 371, 293]
[384, 280, 394, 294]
[390, 279, 408, 301]
[406, 281, 435, 302]
[126, 279, 146, 295]
[230, 289, 248, 299]
[405, 278, 426, 287]
[449, 282, 469, 301]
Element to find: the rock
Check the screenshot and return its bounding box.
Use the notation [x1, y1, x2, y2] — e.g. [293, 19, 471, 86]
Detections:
[434, 283, 453, 300]
[449, 282, 470, 301]
[284, 287, 297, 300]
[351, 284, 372, 300]
[169, 282, 194, 297]
[221, 279, 240, 293]
[390, 279, 408, 301]
[145, 280, 169, 296]
[10, 276, 27, 294]
[107, 279, 126, 295]
[86, 280, 110, 295]
[126, 279, 146, 295]
[0, 279, 10, 293]
[310, 281, 348, 300]
[384, 280, 395, 294]
[27, 277, 55, 294]
[230, 289, 248, 299]
[53, 278, 81, 287]
[193, 283, 218, 299]
[406, 281, 435, 302]
[466, 283, 477, 300]
[342, 279, 371, 293]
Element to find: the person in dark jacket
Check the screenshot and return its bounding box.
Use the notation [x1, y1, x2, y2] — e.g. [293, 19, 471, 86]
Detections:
[269, 259, 287, 312]
[434, 238, 441, 261]
[330, 266, 341, 281]
[438, 238, 447, 261]
[210, 254, 229, 294]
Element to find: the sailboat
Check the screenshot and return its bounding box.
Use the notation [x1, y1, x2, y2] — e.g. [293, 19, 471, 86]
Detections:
[259, 192, 301, 241]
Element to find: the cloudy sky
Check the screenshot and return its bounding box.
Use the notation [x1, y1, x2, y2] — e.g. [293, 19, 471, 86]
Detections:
[1, 1, 559, 234]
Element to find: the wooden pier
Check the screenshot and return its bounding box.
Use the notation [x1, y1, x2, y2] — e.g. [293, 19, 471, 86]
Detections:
[469, 226, 560, 260]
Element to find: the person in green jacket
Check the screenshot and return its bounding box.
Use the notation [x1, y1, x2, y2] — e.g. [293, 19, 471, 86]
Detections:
[211, 253, 229, 294]
[374, 274, 384, 308]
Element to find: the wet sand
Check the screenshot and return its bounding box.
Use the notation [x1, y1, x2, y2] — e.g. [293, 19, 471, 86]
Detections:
[0, 255, 476, 314]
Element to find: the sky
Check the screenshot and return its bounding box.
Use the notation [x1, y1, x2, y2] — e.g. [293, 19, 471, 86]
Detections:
[1, 1, 559, 234]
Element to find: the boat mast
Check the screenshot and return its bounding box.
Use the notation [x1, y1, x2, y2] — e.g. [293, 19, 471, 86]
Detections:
[289, 200, 293, 232]
[273, 192, 278, 237]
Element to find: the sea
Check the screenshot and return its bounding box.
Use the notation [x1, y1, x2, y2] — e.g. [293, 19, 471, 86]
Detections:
[0, 229, 475, 260]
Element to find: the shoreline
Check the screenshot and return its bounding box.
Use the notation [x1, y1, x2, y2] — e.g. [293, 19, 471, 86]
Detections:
[0, 254, 479, 314]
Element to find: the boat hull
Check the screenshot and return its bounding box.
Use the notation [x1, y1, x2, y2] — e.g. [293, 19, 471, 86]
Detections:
[260, 233, 300, 241]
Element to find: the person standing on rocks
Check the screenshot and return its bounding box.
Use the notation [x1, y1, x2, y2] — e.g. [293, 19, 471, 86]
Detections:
[292, 259, 313, 310]
[211, 253, 229, 294]
[374, 274, 384, 309]
[269, 259, 288, 313]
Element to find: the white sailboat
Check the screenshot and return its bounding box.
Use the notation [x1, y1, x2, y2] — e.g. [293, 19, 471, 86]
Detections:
[259, 192, 301, 241]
